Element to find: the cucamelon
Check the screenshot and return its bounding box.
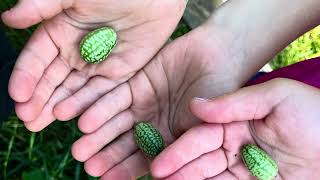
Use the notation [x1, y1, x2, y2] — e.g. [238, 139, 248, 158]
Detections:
[241, 144, 278, 180]
[134, 122, 165, 158]
[79, 27, 117, 64]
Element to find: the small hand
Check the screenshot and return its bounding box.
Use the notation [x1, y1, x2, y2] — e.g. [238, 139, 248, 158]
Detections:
[151, 78, 320, 180]
[2, 0, 186, 131]
[70, 24, 244, 179]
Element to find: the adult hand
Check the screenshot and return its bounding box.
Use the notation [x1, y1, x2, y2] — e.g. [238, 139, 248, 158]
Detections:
[2, 0, 186, 130]
[70, 23, 245, 179]
[151, 78, 320, 180]
[70, 0, 320, 178]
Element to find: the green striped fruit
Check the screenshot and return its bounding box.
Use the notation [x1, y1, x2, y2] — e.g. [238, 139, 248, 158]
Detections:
[80, 27, 117, 64]
[134, 122, 165, 158]
[241, 144, 278, 180]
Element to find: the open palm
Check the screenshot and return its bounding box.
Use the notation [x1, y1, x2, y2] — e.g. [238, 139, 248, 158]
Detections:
[151, 79, 320, 180]
[2, 0, 186, 131]
[70, 25, 245, 179]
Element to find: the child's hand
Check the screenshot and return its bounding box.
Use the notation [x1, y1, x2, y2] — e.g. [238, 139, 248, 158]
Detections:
[151, 78, 320, 180]
[2, 0, 186, 131]
[70, 23, 246, 179]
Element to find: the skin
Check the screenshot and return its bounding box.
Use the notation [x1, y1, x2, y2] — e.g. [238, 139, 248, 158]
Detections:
[1, 0, 186, 131]
[151, 78, 320, 180]
[71, 23, 245, 179]
[70, 0, 320, 179]
[2, 0, 320, 179]
[4, 0, 318, 133]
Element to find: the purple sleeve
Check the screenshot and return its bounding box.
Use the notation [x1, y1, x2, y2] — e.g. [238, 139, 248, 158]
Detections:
[246, 57, 320, 89]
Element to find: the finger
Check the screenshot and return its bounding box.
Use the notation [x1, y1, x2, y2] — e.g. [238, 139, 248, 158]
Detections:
[75, 83, 132, 133]
[23, 100, 55, 132]
[84, 131, 137, 177]
[15, 56, 71, 122]
[207, 171, 238, 180]
[95, 53, 141, 80]
[151, 124, 224, 178]
[23, 91, 66, 132]
[8, 25, 58, 102]
[23, 71, 89, 132]
[72, 110, 136, 162]
[94, 31, 164, 80]
[190, 78, 291, 124]
[165, 149, 227, 180]
[222, 122, 255, 166]
[220, 122, 256, 179]
[54, 76, 119, 121]
[100, 151, 149, 180]
[1, 0, 73, 29]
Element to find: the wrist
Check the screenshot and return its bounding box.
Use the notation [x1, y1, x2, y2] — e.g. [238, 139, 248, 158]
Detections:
[200, 0, 320, 84]
[195, 18, 255, 86]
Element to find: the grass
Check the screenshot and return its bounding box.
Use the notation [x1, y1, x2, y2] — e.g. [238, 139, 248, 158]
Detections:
[0, 1, 191, 180]
[0, 116, 96, 180]
[1, 1, 319, 180]
[0, 2, 88, 180]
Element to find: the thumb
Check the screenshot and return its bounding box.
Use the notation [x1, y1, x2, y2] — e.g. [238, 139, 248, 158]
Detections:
[1, 0, 74, 29]
[190, 78, 290, 123]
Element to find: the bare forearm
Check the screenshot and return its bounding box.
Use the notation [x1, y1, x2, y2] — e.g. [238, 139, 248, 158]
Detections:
[203, 0, 320, 84]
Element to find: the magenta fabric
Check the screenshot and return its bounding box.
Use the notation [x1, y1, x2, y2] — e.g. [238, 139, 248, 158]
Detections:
[246, 57, 320, 88]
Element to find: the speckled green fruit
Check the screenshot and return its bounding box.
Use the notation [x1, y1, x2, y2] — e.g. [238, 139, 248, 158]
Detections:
[80, 27, 117, 64]
[241, 144, 278, 180]
[134, 122, 165, 158]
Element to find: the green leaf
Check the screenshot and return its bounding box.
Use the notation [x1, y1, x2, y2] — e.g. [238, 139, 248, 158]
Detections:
[270, 25, 320, 69]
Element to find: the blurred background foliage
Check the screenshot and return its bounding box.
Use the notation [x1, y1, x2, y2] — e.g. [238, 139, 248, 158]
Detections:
[1, 0, 320, 180]
[270, 26, 320, 69]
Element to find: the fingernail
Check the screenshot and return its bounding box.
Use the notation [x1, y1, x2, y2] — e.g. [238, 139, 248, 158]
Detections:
[193, 97, 209, 102]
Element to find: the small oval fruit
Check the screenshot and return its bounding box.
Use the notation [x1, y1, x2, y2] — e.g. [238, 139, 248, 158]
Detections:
[241, 144, 278, 180]
[80, 27, 117, 64]
[134, 122, 165, 158]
